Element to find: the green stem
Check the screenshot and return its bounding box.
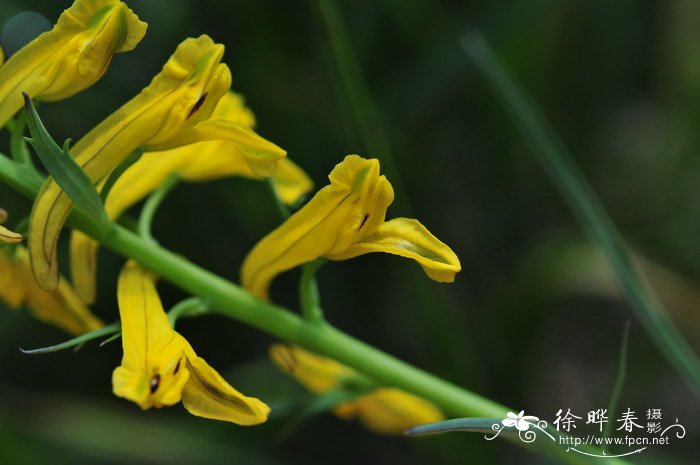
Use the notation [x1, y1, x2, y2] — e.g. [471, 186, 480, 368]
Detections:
[138, 174, 179, 244]
[265, 177, 291, 219]
[168, 297, 208, 328]
[461, 32, 700, 396]
[266, 178, 326, 324]
[8, 112, 34, 168]
[0, 155, 632, 465]
[299, 259, 327, 324]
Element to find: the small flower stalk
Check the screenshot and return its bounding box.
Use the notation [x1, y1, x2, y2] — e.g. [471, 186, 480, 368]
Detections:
[242, 154, 462, 299]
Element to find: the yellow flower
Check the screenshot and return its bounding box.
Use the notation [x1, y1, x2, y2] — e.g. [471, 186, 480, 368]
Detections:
[0, 0, 147, 127]
[270, 344, 444, 434]
[0, 247, 103, 335]
[69, 91, 312, 303]
[112, 260, 270, 424]
[242, 155, 462, 299]
[29, 35, 287, 291]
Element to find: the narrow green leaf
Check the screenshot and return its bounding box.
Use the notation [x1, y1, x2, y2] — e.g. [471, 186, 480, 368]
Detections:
[406, 417, 504, 436]
[99, 332, 122, 347]
[461, 32, 700, 396]
[22, 93, 108, 225]
[19, 322, 120, 355]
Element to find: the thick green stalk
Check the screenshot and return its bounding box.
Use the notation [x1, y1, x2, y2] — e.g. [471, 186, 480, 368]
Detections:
[461, 32, 700, 396]
[0, 156, 632, 465]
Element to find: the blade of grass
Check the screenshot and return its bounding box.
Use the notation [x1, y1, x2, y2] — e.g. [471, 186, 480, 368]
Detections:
[461, 32, 700, 396]
[314, 0, 393, 162]
[603, 322, 632, 449]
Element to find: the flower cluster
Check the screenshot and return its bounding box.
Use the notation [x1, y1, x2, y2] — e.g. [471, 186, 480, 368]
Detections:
[0, 0, 461, 432]
[270, 344, 445, 434]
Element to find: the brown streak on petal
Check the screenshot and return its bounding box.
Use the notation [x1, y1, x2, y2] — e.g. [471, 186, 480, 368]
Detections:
[186, 359, 255, 415]
[187, 93, 207, 119]
[358, 213, 369, 231]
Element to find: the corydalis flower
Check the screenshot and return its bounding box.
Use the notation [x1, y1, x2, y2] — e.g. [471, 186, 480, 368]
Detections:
[502, 411, 539, 431]
[29, 35, 287, 291]
[112, 261, 270, 424]
[242, 155, 462, 299]
[270, 344, 444, 434]
[69, 91, 312, 303]
[0, 247, 103, 335]
[0, 0, 147, 127]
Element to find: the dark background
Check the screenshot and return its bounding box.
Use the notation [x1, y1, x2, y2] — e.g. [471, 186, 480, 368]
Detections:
[0, 1, 698, 463]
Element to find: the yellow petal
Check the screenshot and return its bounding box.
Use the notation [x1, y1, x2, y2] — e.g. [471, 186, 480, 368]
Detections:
[147, 119, 286, 177]
[26, 275, 104, 335]
[241, 155, 393, 299]
[0, 247, 102, 334]
[0, 252, 27, 308]
[0, 0, 147, 127]
[269, 344, 355, 394]
[267, 159, 314, 205]
[351, 388, 445, 434]
[0, 46, 5, 67]
[0, 225, 22, 243]
[29, 35, 229, 291]
[211, 91, 256, 127]
[69, 230, 101, 304]
[69, 159, 311, 305]
[181, 350, 270, 425]
[112, 261, 189, 409]
[328, 218, 462, 283]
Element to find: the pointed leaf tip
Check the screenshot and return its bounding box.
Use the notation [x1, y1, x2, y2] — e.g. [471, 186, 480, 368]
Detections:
[24, 97, 108, 226]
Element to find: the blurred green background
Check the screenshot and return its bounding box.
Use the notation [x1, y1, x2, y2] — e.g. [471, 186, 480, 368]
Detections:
[1, 0, 699, 463]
